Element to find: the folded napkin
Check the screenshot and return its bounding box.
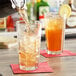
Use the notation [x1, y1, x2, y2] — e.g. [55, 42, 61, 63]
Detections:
[0, 36, 17, 48]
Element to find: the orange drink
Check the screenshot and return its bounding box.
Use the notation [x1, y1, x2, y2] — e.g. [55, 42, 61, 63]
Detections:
[45, 14, 64, 54]
[17, 20, 41, 70]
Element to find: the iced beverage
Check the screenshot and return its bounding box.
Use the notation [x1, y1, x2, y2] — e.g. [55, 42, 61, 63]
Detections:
[45, 15, 64, 54]
[17, 21, 41, 70]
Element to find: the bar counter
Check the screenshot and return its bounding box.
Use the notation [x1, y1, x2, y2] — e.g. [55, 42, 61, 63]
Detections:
[0, 38, 76, 76]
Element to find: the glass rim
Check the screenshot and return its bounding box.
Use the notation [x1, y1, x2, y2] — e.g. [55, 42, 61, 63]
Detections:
[16, 20, 41, 33]
[45, 12, 63, 19]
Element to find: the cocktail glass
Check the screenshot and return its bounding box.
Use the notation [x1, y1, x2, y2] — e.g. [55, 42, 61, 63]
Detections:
[45, 13, 65, 54]
[17, 20, 41, 70]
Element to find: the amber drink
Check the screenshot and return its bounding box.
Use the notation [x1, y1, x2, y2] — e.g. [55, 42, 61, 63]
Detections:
[45, 14, 64, 54]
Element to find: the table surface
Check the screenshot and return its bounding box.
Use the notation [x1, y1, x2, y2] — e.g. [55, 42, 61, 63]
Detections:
[0, 38, 76, 76]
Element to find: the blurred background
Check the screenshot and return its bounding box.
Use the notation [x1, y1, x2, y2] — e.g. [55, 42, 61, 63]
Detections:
[0, 0, 74, 17]
[0, 0, 76, 49]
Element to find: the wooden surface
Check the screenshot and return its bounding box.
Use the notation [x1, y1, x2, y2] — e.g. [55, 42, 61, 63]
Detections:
[0, 38, 76, 76]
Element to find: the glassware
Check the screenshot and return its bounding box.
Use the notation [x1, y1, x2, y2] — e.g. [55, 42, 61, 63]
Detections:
[71, 0, 76, 10]
[49, 0, 64, 14]
[17, 20, 41, 70]
[45, 13, 64, 54]
[0, 18, 6, 31]
[35, 0, 49, 20]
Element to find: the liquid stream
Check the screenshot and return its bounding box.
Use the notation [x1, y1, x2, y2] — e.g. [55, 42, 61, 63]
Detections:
[17, 7, 30, 32]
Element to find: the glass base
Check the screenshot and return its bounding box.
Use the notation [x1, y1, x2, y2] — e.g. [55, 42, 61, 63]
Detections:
[47, 50, 62, 55]
[20, 65, 38, 71]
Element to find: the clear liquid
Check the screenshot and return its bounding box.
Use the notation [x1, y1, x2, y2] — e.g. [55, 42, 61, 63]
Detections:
[17, 8, 30, 32]
[18, 8, 29, 23]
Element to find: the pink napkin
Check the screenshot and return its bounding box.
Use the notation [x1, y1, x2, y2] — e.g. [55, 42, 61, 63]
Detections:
[10, 62, 53, 74]
[40, 50, 76, 58]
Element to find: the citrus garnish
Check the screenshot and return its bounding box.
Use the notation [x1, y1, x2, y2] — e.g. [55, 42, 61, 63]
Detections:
[59, 4, 71, 18]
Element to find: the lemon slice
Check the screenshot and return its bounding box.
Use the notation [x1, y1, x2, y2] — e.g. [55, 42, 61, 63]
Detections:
[59, 4, 71, 18]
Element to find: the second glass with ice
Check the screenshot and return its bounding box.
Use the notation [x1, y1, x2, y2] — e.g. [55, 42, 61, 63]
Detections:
[45, 13, 65, 54]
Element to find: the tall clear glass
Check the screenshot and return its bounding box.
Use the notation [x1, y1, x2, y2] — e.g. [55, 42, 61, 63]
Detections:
[45, 14, 65, 54]
[17, 20, 41, 70]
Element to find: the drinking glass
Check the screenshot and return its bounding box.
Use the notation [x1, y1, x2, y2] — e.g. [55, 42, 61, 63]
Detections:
[45, 13, 65, 54]
[17, 20, 41, 70]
